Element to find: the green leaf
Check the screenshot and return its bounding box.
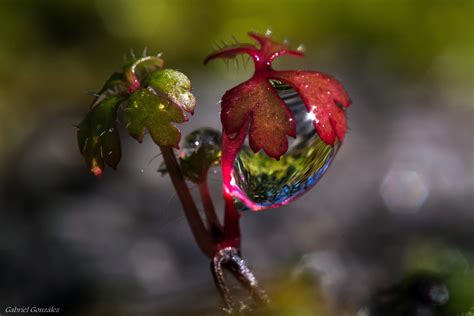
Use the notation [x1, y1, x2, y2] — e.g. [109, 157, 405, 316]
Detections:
[180, 146, 221, 182]
[77, 96, 123, 176]
[146, 69, 196, 113]
[125, 88, 186, 147]
[77, 55, 195, 176]
[90, 72, 128, 107]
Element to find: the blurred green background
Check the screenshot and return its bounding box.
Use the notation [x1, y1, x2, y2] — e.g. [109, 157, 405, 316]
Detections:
[0, 1, 473, 315]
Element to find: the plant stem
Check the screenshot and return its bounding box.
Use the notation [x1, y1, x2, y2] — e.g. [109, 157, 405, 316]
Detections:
[160, 146, 215, 258]
[198, 176, 222, 232]
[222, 195, 241, 248]
[219, 127, 247, 249]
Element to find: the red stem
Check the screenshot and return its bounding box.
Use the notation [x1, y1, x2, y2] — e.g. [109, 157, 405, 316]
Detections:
[219, 126, 248, 250]
[160, 146, 216, 258]
[221, 194, 241, 249]
[198, 176, 222, 232]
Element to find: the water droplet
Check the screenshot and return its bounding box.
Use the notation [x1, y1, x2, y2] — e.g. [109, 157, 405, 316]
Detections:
[181, 128, 221, 158]
[264, 28, 272, 37]
[306, 111, 317, 122]
[158, 103, 166, 111]
[108, 128, 114, 132]
[428, 284, 449, 305]
[297, 44, 306, 53]
[231, 83, 339, 211]
[179, 128, 222, 182]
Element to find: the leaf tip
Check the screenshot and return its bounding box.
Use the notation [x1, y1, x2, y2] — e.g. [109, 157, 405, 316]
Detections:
[91, 166, 103, 177]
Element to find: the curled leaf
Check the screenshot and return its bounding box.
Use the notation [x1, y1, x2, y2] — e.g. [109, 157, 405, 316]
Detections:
[77, 96, 123, 176]
[146, 69, 196, 114]
[124, 56, 164, 92]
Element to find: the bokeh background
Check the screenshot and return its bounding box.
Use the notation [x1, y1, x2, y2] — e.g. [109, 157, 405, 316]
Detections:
[0, 0, 473, 315]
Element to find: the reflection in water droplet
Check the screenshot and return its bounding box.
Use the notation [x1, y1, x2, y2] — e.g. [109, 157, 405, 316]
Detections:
[428, 284, 449, 306]
[231, 82, 339, 211]
[181, 128, 221, 159]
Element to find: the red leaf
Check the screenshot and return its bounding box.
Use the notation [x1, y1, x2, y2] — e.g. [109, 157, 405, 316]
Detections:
[204, 43, 256, 65]
[247, 32, 304, 63]
[204, 32, 303, 71]
[205, 31, 351, 158]
[269, 70, 351, 144]
[221, 76, 296, 158]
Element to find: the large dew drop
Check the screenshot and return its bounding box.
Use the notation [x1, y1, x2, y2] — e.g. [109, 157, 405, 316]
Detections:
[231, 82, 340, 211]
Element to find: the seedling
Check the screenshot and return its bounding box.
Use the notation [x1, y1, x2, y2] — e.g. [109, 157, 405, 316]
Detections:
[77, 31, 351, 313]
